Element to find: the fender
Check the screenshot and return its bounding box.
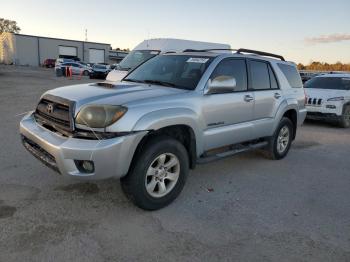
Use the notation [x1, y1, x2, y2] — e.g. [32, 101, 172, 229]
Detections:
[133, 108, 204, 156]
[272, 98, 299, 133]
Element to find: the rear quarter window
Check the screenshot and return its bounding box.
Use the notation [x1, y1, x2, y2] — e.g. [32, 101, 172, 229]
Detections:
[278, 64, 303, 88]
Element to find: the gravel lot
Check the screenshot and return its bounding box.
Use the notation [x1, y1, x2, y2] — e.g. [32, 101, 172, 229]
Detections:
[0, 65, 349, 262]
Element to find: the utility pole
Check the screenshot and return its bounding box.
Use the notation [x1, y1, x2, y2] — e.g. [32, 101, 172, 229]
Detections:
[85, 29, 88, 42]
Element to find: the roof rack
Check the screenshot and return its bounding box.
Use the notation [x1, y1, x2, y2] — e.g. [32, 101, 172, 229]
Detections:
[236, 48, 285, 61]
[183, 48, 237, 53]
[183, 48, 285, 61]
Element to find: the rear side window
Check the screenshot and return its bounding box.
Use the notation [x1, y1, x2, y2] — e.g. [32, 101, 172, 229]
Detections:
[278, 64, 303, 88]
[268, 66, 279, 89]
[211, 59, 247, 92]
[250, 61, 270, 90]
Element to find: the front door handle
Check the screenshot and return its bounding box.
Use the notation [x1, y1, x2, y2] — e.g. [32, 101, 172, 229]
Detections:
[244, 95, 254, 102]
[274, 93, 281, 99]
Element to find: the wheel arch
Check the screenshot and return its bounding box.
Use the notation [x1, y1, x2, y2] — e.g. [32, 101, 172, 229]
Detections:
[273, 102, 299, 140]
[133, 108, 203, 169]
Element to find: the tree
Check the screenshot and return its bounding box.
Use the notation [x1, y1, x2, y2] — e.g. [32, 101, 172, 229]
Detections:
[297, 61, 350, 72]
[297, 63, 305, 70]
[0, 18, 21, 34]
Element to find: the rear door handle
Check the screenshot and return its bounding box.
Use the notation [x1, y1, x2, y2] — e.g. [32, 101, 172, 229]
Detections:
[244, 95, 254, 102]
[274, 93, 281, 99]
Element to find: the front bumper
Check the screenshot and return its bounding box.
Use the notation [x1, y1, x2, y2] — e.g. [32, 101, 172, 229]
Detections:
[306, 112, 341, 121]
[306, 104, 342, 121]
[20, 113, 147, 180]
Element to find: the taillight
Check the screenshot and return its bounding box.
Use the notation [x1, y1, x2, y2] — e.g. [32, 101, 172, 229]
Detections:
[303, 89, 307, 105]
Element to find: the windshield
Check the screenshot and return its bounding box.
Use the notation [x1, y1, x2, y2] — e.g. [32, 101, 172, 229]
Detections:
[304, 77, 350, 90]
[118, 50, 160, 71]
[124, 55, 214, 90]
[93, 64, 107, 69]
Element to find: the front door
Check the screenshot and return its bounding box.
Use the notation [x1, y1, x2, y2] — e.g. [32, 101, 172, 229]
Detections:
[201, 58, 255, 151]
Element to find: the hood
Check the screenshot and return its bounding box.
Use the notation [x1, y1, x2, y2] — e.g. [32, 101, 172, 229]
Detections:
[44, 81, 188, 112]
[305, 88, 349, 99]
[106, 69, 128, 82]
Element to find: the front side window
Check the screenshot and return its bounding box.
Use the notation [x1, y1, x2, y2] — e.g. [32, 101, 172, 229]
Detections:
[124, 55, 213, 90]
[304, 77, 350, 90]
[210, 59, 247, 92]
[269, 66, 279, 89]
[250, 60, 270, 90]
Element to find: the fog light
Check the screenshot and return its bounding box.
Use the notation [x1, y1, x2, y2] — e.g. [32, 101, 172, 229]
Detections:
[326, 105, 336, 109]
[75, 160, 95, 173]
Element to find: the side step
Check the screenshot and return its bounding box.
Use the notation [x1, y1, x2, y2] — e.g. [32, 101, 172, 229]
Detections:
[197, 141, 268, 164]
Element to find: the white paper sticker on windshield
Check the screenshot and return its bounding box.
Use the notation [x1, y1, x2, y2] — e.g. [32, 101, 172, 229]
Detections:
[150, 51, 159, 55]
[186, 58, 209, 63]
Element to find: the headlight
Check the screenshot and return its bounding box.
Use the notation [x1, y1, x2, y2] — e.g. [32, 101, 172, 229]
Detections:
[75, 105, 127, 128]
[327, 96, 344, 101]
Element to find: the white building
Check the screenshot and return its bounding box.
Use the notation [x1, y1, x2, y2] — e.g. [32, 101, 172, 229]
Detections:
[0, 33, 111, 66]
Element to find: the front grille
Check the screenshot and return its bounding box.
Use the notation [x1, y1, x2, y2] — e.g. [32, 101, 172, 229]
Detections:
[34, 95, 75, 134]
[306, 97, 323, 106]
[21, 135, 60, 173]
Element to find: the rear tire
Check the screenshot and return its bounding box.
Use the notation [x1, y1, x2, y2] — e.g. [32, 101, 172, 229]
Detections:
[83, 70, 89, 76]
[339, 106, 350, 128]
[264, 117, 293, 160]
[121, 136, 189, 210]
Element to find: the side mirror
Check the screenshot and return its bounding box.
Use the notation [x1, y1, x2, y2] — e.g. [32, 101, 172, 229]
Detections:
[204, 76, 237, 95]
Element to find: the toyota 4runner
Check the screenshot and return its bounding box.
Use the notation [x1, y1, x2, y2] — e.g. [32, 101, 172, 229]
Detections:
[20, 48, 307, 210]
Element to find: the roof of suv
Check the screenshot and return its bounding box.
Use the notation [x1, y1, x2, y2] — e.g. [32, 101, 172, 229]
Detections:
[165, 49, 294, 64]
[166, 51, 220, 57]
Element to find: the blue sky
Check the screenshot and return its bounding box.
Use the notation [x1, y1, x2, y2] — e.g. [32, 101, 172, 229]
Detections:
[1, 0, 350, 64]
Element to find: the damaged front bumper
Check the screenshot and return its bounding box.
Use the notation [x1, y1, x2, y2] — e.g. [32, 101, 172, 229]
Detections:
[20, 113, 147, 180]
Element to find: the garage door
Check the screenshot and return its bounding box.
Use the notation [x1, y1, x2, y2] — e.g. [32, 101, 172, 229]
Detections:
[58, 46, 77, 58]
[89, 49, 104, 63]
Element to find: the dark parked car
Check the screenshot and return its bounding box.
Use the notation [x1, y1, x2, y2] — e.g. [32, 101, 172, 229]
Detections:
[89, 64, 111, 79]
[43, 59, 56, 68]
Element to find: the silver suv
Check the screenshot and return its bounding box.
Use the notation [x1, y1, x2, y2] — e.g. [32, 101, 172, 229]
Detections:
[20, 49, 307, 210]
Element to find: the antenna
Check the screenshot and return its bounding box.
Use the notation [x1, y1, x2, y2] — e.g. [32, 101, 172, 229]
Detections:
[146, 29, 150, 48]
[85, 29, 88, 42]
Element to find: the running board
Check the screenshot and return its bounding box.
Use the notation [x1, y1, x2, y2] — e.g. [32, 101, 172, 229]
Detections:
[197, 141, 268, 164]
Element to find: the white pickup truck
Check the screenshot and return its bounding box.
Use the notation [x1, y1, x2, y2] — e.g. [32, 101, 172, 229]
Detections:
[106, 38, 231, 82]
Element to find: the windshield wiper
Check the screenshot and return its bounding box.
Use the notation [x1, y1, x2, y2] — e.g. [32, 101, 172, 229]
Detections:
[123, 78, 145, 83]
[118, 66, 131, 71]
[143, 80, 175, 87]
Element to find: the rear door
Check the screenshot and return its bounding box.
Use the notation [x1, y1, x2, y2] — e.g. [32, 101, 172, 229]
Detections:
[202, 58, 255, 150]
[248, 59, 283, 138]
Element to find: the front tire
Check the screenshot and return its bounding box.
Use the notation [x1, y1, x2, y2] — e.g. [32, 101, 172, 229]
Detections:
[121, 136, 189, 210]
[265, 117, 293, 160]
[83, 70, 89, 76]
[339, 105, 350, 128]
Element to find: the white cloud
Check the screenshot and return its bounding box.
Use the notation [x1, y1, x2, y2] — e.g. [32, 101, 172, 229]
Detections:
[305, 33, 350, 44]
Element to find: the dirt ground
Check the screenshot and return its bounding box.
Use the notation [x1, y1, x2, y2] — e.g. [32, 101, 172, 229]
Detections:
[0, 65, 349, 262]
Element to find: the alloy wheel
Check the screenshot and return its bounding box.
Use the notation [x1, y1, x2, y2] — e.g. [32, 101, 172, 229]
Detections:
[145, 153, 180, 198]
